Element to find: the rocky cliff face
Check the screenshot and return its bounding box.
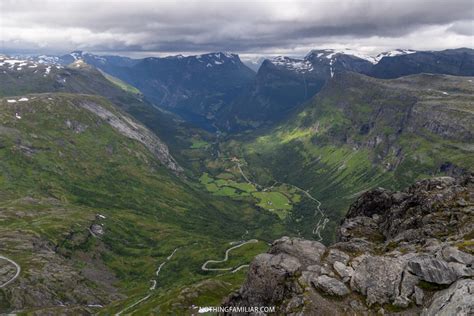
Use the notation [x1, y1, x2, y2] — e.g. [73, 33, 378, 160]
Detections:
[224, 175, 474, 315]
[79, 100, 182, 173]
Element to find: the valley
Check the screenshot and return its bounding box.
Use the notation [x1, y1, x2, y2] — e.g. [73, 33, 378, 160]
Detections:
[0, 92, 283, 314]
[0, 47, 472, 314]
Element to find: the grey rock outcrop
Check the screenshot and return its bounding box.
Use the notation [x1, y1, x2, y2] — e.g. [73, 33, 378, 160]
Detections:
[350, 255, 405, 306]
[407, 255, 473, 284]
[80, 100, 183, 173]
[312, 275, 350, 297]
[224, 175, 474, 315]
[422, 279, 474, 316]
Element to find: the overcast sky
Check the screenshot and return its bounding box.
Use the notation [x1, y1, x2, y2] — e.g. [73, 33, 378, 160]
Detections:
[1, 0, 473, 60]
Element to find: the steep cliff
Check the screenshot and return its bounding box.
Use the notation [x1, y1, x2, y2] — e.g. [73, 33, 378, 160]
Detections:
[225, 175, 474, 315]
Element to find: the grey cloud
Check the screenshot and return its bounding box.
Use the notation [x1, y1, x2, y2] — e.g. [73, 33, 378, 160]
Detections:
[0, 0, 473, 56]
[448, 20, 474, 36]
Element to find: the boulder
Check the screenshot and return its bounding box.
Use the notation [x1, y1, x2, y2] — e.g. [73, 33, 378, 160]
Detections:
[312, 275, 350, 297]
[226, 253, 301, 306]
[333, 261, 354, 282]
[422, 279, 474, 316]
[270, 237, 326, 264]
[413, 286, 424, 306]
[407, 255, 472, 284]
[326, 248, 350, 265]
[90, 224, 104, 236]
[440, 246, 474, 265]
[350, 255, 404, 305]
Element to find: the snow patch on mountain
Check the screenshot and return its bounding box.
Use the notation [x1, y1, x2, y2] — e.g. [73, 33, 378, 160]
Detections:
[0, 55, 64, 75]
[306, 49, 377, 64]
[306, 48, 417, 64]
[270, 56, 313, 73]
[374, 49, 417, 62]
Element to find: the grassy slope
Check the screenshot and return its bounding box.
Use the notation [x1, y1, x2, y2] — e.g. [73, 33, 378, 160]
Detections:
[99, 70, 142, 95]
[2, 62, 472, 312]
[0, 60, 193, 169]
[213, 73, 474, 242]
[0, 93, 284, 314]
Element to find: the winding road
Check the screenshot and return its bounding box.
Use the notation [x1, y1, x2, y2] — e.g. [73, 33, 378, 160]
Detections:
[116, 155, 329, 313]
[0, 255, 21, 288]
[116, 294, 152, 315]
[116, 247, 179, 315]
[231, 264, 249, 273]
[201, 239, 258, 272]
[291, 186, 329, 241]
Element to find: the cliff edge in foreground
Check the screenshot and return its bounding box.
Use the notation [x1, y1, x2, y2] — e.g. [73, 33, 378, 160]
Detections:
[224, 175, 473, 315]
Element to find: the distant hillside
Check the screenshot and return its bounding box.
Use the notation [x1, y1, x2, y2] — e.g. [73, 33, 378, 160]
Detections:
[216, 72, 474, 241]
[368, 48, 474, 78]
[219, 48, 474, 131]
[38, 51, 256, 130]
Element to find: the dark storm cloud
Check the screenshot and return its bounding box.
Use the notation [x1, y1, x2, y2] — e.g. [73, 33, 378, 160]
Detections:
[1, 0, 473, 57]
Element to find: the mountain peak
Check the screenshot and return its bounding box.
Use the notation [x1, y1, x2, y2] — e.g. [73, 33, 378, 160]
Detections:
[69, 50, 86, 59]
[267, 56, 313, 73]
[374, 49, 417, 62]
[70, 58, 93, 70]
[196, 52, 239, 60]
[305, 48, 377, 64]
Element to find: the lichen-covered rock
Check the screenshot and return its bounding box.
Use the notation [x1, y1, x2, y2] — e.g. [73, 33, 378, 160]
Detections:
[224, 175, 474, 315]
[270, 236, 326, 264]
[224, 252, 302, 307]
[312, 275, 350, 296]
[350, 255, 405, 305]
[422, 279, 474, 316]
[407, 255, 473, 284]
[333, 261, 353, 282]
[90, 224, 104, 236]
[440, 245, 474, 265]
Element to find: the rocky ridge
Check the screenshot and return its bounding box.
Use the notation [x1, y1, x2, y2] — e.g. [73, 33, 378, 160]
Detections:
[224, 175, 474, 315]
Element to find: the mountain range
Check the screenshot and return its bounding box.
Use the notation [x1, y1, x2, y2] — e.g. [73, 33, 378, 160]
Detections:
[23, 48, 474, 131]
[0, 46, 472, 314]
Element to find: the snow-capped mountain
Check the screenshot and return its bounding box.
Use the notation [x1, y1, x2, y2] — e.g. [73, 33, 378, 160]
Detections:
[368, 48, 474, 78]
[263, 49, 423, 76]
[269, 56, 314, 73]
[373, 49, 417, 63]
[262, 49, 374, 83]
[305, 48, 379, 64]
[61, 51, 255, 129]
[0, 55, 63, 77]
[7, 47, 472, 132]
[220, 47, 474, 131]
[265, 48, 421, 77]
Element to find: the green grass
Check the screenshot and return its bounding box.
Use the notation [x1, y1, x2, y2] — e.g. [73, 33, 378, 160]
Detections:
[0, 93, 285, 314]
[252, 192, 292, 219]
[2, 70, 472, 314]
[199, 172, 296, 219]
[190, 139, 210, 149]
[100, 71, 141, 95]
